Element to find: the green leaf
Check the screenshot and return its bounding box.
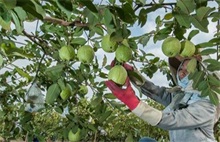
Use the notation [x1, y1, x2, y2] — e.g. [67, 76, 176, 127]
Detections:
[77, 0, 98, 13]
[56, 0, 72, 19]
[0, 0, 16, 9]
[200, 48, 217, 55]
[201, 88, 209, 97]
[125, 133, 134, 142]
[87, 123, 97, 131]
[99, 110, 112, 123]
[196, 7, 214, 21]
[93, 26, 104, 36]
[57, 78, 65, 90]
[176, 0, 195, 14]
[204, 59, 220, 71]
[71, 38, 86, 45]
[207, 64, 220, 72]
[209, 91, 219, 105]
[0, 54, 3, 67]
[10, 50, 34, 58]
[195, 0, 208, 7]
[46, 83, 61, 104]
[54, 107, 63, 114]
[30, 0, 45, 18]
[189, 71, 205, 89]
[145, 4, 162, 13]
[191, 16, 209, 32]
[103, 8, 113, 25]
[213, 87, 220, 94]
[173, 13, 191, 28]
[208, 75, 220, 87]
[0, 3, 10, 21]
[203, 58, 219, 64]
[197, 80, 208, 91]
[14, 7, 27, 21]
[210, 11, 220, 22]
[0, 3, 11, 30]
[102, 55, 107, 67]
[15, 66, 31, 82]
[110, 30, 124, 42]
[104, 93, 116, 99]
[138, 8, 147, 27]
[45, 64, 65, 81]
[115, 4, 135, 24]
[164, 13, 173, 20]
[139, 35, 150, 47]
[20, 112, 32, 124]
[10, 10, 23, 34]
[16, 0, 44, 20]
[0, 16, 11, 30]
[196, 41, 214, 48]
[112, 123, 121, 136]
[188, 30, 199, 40]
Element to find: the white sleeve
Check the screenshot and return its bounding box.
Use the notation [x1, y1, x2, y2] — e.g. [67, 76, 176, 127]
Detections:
[132, 101, 162, 126]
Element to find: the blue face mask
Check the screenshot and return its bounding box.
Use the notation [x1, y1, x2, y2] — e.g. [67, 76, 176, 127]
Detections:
[177, 74, 189, 88]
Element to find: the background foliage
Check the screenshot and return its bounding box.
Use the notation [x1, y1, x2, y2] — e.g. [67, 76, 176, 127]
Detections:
[0, 0, 220, 141]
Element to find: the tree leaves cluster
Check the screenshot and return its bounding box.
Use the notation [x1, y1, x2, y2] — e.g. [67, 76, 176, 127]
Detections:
[0, 0, 220, 141]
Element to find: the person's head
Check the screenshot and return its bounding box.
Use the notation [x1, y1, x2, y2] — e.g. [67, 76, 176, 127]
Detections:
[177, 59, 190, 80]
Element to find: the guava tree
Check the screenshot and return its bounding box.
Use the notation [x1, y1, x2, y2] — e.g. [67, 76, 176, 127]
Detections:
[0, 0, 220, 141]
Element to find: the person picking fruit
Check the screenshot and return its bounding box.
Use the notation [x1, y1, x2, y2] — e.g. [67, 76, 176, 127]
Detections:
[105, 57, 220, 142]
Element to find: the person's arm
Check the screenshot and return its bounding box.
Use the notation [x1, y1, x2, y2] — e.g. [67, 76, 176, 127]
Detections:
[129, 70, 177, 106]
[105, 78, 163, 126]
[157, 99, 215, 130]
[132, 99, 215, 129]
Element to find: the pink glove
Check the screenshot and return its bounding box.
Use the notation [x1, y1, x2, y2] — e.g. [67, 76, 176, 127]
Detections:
[105, 77, 140, 110]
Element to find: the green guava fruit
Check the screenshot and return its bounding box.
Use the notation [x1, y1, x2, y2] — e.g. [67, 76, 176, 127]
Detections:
[162, 37, 181, 57]
[186, 58, 197, 73]
[59, 45, 75, 61]
[60, 84, 72, 100]
[108, 65, 128, 85]
[68, 129, 81, 142]
[77, 45, 94, 64]
[101, 34, 117, 53]
[180, 40, 196, 57]
[79, 85, 88, 95]
[115, 45, 132, 63]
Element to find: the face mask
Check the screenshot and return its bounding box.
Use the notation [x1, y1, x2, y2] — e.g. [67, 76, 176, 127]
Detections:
[177, 74, 189, 88]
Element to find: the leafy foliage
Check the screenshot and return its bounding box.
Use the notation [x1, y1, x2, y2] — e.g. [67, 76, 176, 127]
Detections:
[0, 0, 220, 141]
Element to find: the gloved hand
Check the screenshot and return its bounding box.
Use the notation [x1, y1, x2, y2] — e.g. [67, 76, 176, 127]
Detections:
[105, 77, 140, 110]
[110, 59, 145, 87]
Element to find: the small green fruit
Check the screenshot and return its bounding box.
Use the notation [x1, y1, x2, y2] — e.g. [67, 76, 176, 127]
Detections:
[180, 40, 196, 57]
[60, 84, 72, 100]
[79, 85, 88, 95]
[108, 65, 127, 85]
[186, 58, 197, 73]
[68, 129, 81, 142]
[77, 45, 94, 64]
[101, 34, 117, 53]
[59, 45, 75, 61]
[115, 45, 132, 63]
[162, 37, 181, 57]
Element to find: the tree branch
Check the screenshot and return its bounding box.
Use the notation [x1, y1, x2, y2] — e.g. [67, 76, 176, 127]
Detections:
[43, 16, 88, 27]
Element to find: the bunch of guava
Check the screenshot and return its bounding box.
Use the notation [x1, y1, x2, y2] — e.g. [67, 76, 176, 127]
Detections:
[162, 37, 196, 58]
[101, 33, 133, 86]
